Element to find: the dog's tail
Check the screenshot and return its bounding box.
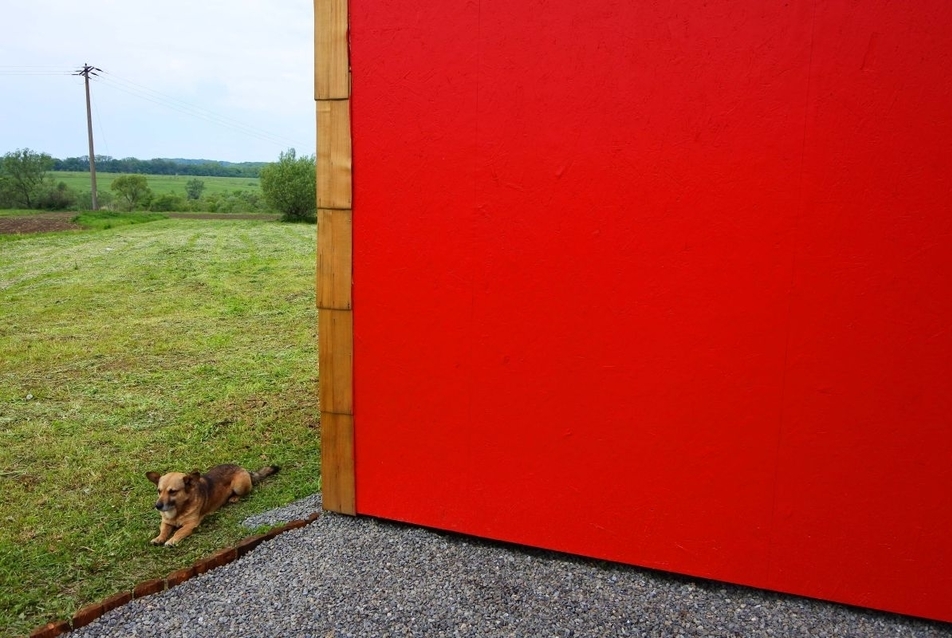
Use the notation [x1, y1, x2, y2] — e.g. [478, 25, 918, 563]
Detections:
[250, 465, 280, 485]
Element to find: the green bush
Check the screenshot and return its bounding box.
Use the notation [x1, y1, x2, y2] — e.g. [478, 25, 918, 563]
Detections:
[260, 148, 316, 223]
[110, 174, 153, 211]
[199, 190, 268, 214]
[76, 190, 114, 211]
[35, 181, 79, 211]
[150, 193, 186, 212]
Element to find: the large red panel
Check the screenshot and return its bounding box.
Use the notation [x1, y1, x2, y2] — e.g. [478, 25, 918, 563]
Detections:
[349, 0, 952, 621]
[769, 2, 952, 619]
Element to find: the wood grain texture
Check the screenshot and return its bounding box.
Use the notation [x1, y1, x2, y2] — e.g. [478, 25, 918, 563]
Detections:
[317, 208, 353, 310]
[315, 0, 354, 517]
[320, 412, 356, 514]
[314, 0, 349, 99]
[317, 99, 353, 209]
[318, 308, 353, 415]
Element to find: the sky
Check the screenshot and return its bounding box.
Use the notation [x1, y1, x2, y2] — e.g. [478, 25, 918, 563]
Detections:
[0, 0, 315, 163]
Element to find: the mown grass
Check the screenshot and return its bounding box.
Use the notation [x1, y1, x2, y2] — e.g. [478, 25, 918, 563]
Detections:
[72, 211, 169, 231]
[0, 219, 319, 636]
[50, 172, 261, 198]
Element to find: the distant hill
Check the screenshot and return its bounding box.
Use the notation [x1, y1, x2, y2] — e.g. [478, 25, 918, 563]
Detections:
[52, 156, 267, 178]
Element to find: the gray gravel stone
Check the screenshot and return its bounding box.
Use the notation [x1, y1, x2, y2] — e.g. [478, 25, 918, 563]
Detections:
[72, 496, 952, 638]
[241, 494, 324, 529]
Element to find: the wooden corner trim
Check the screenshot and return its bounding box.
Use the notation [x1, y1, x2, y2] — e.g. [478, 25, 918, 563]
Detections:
[317, 99, 353, 210]
[315, 0, 350, 100]
[320, 412, 356, 514]
[317, 209, 352, 310]
[316, 0, 355, 515]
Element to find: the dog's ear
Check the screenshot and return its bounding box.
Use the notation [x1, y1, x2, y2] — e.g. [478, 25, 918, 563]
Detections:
[183, 471, 201, 488]
[146, 472, 161, 485]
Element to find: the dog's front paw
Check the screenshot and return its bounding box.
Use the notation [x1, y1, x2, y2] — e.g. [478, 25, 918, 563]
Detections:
[163, 538, 179, 547]
[150, 536, 166, 545]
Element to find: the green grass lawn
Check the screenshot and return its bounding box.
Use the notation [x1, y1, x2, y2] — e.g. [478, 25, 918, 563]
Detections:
[0, 219, 319, 636]
[50, 171, 261, 197]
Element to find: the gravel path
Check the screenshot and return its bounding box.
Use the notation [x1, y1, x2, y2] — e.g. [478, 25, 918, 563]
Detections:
[71, 495, 951, 638]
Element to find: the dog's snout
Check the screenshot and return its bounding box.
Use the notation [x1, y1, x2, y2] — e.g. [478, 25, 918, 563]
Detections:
[155, 501, 166, 511]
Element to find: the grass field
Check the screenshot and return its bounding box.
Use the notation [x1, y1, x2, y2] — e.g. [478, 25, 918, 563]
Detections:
[50, 171, 261, 197]
[0, 218, 319, 636]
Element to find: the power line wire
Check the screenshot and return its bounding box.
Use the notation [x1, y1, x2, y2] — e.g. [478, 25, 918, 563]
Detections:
[1, 65, 312, 152]
[95, 70, 308, 150]
[90, 84, 111, 158]
[0, 69, 73, 76]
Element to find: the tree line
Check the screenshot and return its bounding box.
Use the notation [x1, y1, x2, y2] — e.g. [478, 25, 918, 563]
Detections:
[53, 156, 266, 178]
[1, 148, 316, 223]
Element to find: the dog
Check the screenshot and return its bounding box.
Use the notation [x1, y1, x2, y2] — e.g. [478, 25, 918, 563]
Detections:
[146, 464, 279, 546]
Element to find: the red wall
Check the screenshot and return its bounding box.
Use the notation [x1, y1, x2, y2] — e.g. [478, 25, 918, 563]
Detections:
[348, 0, 952, 622]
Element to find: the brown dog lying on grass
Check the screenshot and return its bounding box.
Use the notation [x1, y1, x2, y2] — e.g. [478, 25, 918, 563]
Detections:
[146, 464, 279, 546]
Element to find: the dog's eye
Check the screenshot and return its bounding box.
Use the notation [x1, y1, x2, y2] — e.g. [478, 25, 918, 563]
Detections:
[168, 489, 177, 495]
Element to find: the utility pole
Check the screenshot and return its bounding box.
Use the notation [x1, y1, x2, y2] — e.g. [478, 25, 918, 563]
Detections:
[74, 64, 102, 210]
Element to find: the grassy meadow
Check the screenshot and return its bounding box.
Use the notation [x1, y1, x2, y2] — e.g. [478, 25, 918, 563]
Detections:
[50, 171, 261, 198]
[0, 218, 319, 636]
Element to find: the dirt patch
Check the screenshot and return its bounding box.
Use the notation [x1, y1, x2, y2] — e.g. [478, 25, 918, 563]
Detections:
[0, 212, 281, 235]
[0, 212, 82, 235]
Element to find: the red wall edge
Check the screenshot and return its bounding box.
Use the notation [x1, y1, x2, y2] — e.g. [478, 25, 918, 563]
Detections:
[348, 0, 952, 622]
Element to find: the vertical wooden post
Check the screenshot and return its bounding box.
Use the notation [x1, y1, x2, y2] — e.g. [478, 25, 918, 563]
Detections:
[315, 0, 355, 514]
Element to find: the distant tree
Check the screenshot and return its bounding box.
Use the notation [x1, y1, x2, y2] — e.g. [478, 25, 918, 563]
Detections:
[50, 155, 265, 178]
[259, 148, 316, 223]
[185, 178, 206, 200]
[110, 174, 152, 211]
[0, 148, 54, 209]
[53, 156, 88, 171]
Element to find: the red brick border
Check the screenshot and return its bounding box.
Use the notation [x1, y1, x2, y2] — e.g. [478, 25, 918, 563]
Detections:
[234, 533, 267, 557]
[100, 591, 133, 614]
[166, 566, 196, 588]
[133, 578, 166, 599]
[29, 620, 71, 638]
[70, 604, 103, 630]
[28, 515, 319, 637]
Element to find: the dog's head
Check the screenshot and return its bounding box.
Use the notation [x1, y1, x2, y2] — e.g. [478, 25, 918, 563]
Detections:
[146, 470, 200, 514]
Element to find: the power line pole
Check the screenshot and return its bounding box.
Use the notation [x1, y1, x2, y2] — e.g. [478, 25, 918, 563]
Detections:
[74, 63, 102, 210]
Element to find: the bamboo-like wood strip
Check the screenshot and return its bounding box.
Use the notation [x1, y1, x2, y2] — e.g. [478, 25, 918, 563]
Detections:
[320, 412, 356, 514]
[314, 0, 350, 100]
[317, 208, 353, 310]
[317, 99, 353, 210]
[315, 0, 354, 516]
[319, 308, 354, 415]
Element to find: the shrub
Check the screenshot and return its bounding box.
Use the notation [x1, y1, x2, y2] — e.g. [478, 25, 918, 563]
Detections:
[77, 190, 114, 211]
[36, 181, 79, 211]
[110, 174, 153, 211]
[259, 148, 316, 223]
[150, 193, 186, 212]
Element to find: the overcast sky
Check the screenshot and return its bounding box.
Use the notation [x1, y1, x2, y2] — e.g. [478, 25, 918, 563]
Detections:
[0, 0, 314, 163]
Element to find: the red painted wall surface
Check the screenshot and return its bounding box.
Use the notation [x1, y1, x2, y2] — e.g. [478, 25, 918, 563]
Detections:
[348, 0, 952, 622]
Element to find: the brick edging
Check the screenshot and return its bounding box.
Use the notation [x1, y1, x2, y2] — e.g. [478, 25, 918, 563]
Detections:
[29, 513, 320, 638]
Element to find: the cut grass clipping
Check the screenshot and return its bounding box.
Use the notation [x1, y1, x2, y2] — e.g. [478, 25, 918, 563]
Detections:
[73, 211, 168, 231]
[0, 218, 319, 637]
